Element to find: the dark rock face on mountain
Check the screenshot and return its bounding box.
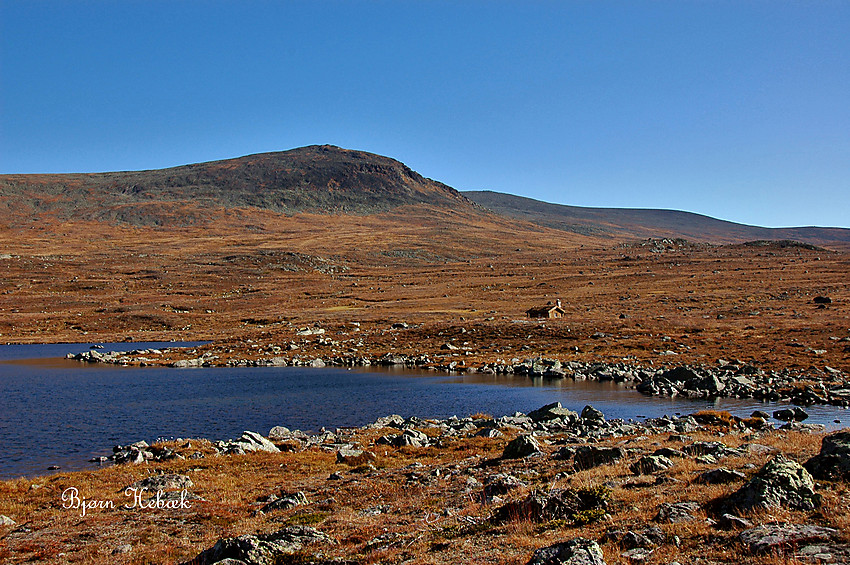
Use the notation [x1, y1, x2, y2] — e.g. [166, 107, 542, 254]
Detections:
[0, 145, 469, 225]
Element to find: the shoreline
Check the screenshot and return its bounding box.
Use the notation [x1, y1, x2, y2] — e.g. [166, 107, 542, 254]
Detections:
[2, 401, 848, 564]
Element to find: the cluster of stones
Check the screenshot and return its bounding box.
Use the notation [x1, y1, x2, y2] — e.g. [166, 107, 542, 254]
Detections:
[70, 342, 849, 407]
[163, 406, 850, 565]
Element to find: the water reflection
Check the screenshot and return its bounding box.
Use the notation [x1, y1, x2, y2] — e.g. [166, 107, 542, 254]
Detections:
[0, 343, 846, 479]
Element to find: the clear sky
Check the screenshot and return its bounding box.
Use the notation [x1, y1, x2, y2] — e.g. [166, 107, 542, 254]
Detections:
[1, 1, 848, 228]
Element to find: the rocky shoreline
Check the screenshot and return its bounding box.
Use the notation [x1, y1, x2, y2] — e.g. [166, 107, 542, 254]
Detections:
[93, 403, 850, 565]
[3, 394, 850, 564]
[69, 346, 850, 408]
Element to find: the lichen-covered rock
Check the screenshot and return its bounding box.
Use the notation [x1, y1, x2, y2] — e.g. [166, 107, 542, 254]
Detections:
[725, 454, 821, 511]
[804, 430, 850, 481]
[739, 523, 839, 553]
[184, 525, 334, 565]
[493, 487, 609, 525]
[126, 474, 193, 492]
[654, 501, 701, 523]
[630, 455, 674, 475]
[526, 537, 606, 565]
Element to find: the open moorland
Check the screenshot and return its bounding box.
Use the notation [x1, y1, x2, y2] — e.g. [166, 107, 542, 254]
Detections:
[0, 146, 848, 564]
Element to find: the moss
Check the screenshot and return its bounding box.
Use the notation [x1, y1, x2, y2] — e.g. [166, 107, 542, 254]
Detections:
[283, 511, 330, 526]
[570, 508, 608, 525]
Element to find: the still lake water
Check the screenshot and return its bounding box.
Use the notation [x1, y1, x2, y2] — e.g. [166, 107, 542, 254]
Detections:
[1, 342, 847, 479]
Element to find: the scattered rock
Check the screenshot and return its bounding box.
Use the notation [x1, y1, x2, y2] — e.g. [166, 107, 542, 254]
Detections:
[696, 467, 746, 484]
[528, 402, 579, 423]
[725, 455, 821, 511]
[258, 491, 308, 513]
[804, 430, 850, 481]
[268, 426, 292, 440]
[503, 435, 542, 459]
[774, 407, 809, 422]
[336, 449, 376, 466]
[739, 523, 839, 553]
[655, 502, 701, 523]
[525, 537, 606, 565]
[126, 474, 194, 492]
[574, 446, 624, 470]
[183, 525, 334, 565]
[630, 455, 674, 475]
[220, 431, 280, 454]
[716, 513, 753, 530]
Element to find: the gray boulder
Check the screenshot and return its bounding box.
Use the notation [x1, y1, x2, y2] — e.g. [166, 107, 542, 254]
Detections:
[258, 492, 308, 514]
[528, 402, 578, 423]
[696, 467, 746, 484]
[503, 435, 542, 459]
[127, 474, 193, 492]
[739, 523, 839, 553]
[0, 515, 15, 526]
[580, 405, 605, 423]
[268, 426, 291, 440]
[630, 455, 674, 475]
[574, 446, 624, 471]
[229, 431, 280, 453]
[726, 455, 821, 511]
[804, 430, 850, 481]
[773, 407, 809, 422]
[655, 501, 701, 523]
[526, 538, 606, 565]
[184, 526, 334, 565]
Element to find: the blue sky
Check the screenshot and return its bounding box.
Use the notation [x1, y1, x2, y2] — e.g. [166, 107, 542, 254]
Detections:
[1, 1, 848, 228]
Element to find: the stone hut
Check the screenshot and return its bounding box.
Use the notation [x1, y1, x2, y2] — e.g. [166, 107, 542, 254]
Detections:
[526, 299, 566, 319]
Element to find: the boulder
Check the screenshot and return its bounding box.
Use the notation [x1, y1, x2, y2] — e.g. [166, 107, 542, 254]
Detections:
[574, 446, 624, 471]
[258, 492, 308, 513]
[228, 431, 280, 453]
[773, 407, 809, 422]
[483, 474, 525, 500]
[696, 467, 746, 484]
[630, 455, 674, 475]
[268, 426, 292, 440]
[528, 402, 578, 423]
[184, 526, 334, 565]
[739, 523, 839, 553]
[503, 435, 542, 459]
[655, 502, 701, 523]
[580, 405, 605, 422]
[0, 515, 15, 526]
[493, 488, 607, 525]
[336, 449, 376, 466]
[127, 474, 193, 492]
[525, 538, 606, 565]
[804, 430, 850, 481]
[725, 455, 821, 511]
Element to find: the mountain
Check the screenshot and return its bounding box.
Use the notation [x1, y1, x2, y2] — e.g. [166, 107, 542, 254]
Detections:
[464, 190, 850, 247]
[0, 145, 470, 226]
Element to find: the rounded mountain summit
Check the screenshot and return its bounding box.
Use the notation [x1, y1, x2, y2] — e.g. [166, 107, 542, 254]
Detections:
[0, 145, 471, 224]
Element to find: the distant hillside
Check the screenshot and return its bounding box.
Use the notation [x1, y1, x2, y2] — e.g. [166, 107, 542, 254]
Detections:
[0, 145, 470, 226]
[464, 190, 850, 247]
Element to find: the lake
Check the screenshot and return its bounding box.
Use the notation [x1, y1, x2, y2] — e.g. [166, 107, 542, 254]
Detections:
[1, 342, 847, 479]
